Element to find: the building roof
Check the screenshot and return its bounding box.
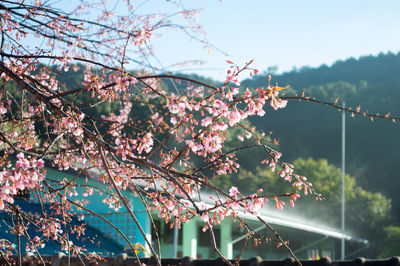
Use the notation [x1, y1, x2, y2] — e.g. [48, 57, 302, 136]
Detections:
[194, 199, 367, 244]
[238, 210, 367, 244]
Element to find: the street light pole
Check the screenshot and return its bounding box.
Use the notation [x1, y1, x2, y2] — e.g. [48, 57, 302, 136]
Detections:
[341, 102, 346, 260]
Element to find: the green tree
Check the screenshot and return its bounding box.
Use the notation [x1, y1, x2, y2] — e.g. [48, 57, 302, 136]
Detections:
[380, 226, 400, 258]
[224, 157, 391, 257]
[292, 158, 391, 229]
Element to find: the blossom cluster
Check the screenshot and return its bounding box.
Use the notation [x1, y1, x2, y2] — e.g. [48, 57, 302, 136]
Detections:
[0, 153, 45, 210]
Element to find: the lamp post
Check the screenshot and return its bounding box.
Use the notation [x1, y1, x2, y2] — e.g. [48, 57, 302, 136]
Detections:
[341, 102, 346, 260]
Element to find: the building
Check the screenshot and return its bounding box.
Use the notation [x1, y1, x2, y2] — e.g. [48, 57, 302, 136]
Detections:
[43, 167, 368, 260]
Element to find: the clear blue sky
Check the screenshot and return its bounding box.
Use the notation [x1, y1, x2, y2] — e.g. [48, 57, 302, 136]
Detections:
[145, 0, 400, 81]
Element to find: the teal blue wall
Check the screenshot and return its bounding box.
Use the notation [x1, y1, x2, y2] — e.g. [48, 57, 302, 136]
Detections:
[44, 168, 150, 256]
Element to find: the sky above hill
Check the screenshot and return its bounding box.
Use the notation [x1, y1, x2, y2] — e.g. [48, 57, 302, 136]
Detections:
[49, 0, 400, 81]
[145, 0, 400, 81]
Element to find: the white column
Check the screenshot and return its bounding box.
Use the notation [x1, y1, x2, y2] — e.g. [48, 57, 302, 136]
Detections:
[220, 219, 233, 259]
[183, 220, 197, 258]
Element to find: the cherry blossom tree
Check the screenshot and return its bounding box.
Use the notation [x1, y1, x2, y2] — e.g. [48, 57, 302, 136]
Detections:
[0, 1, 397, 265]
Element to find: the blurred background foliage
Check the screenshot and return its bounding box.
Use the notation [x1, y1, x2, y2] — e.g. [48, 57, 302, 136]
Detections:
[38, 51, 400, 257]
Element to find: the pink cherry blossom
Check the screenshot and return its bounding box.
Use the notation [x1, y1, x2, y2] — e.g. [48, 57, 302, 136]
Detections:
[229, 186, 239, 197]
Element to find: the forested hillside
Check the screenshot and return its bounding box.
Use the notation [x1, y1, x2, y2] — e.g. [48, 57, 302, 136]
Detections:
[242, 52, 400, 216]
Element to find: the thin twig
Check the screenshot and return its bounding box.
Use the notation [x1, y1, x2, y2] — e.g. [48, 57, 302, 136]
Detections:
[208, 224, 233, 266]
